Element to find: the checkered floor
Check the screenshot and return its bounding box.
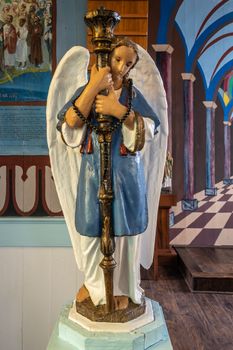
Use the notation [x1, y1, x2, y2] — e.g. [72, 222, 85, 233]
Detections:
[170, 180, 233, 247]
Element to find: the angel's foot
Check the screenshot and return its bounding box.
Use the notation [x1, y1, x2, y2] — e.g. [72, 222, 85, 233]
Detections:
[114, 296, 129, 310]
[76, 285, 90, 303]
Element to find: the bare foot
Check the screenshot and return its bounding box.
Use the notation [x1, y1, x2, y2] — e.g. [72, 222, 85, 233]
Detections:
[114, 296, 129, 310]
[76, 285, 90, 303]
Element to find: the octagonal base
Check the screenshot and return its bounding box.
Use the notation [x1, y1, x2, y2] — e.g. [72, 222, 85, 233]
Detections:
[47, 298, 173, 350]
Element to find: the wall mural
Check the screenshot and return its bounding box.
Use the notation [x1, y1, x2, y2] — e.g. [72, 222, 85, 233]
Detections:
[153, 0, 233, 246]
[0, 0, 53, 101]
[0, 0, 61, 217]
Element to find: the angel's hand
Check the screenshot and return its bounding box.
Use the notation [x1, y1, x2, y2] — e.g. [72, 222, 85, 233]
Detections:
[95, 87, 127, 118]
[89, 64, 113, 93]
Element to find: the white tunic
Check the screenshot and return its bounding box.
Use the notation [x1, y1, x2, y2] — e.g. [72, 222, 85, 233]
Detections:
[16, 25, 28, 63]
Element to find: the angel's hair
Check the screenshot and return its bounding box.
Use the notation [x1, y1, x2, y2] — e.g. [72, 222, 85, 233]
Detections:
[112, 37, 139, 69]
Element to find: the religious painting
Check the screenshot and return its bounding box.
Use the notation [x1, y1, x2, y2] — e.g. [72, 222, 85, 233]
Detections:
[0, 0, 55, 102]
[153, 1, 233, 248]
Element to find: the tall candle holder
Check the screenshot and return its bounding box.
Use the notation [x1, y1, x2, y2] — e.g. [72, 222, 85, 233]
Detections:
[76, 7, 145, 322]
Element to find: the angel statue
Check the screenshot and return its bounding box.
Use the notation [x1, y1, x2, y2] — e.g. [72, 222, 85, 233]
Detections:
[47, 37, 168, 313]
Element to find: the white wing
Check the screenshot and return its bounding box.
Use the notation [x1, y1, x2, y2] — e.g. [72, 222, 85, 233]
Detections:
[129, 45, 168, 269]
[47, 46, 90, 269]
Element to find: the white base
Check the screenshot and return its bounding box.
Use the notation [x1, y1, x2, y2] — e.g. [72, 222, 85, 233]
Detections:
[68, 299, 154, 333]
[48, 300, 173, 349]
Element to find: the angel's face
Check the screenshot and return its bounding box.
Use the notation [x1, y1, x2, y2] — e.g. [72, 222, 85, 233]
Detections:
[110, 46, 137, 84]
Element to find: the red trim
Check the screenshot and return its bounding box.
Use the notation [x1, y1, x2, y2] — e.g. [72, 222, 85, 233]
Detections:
[0, 156, 61, 216]
[41, 166, 63, 216]
[0, 101, 46, 106]
[211, 46, 233, 80]
[12, 165, 39, 216]
[0, 167, 10, 215]
[0, 155, 50, 166]
[195, 0, 229, 39]
[199, 32, 233, 56]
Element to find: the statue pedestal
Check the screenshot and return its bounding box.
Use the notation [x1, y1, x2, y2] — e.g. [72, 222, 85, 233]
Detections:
[47, 298, 173, 350]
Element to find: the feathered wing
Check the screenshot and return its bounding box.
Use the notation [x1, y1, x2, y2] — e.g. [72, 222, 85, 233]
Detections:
[129, 45, 168, 269]
[46, 46, 90, 269]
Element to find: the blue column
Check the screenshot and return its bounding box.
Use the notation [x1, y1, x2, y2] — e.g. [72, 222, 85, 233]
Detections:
[203, 101, 217, 196]
[181, 73, 198, 210]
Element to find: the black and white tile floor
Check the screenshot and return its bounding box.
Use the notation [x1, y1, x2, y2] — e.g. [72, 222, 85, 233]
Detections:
[170, 180, 233, 246]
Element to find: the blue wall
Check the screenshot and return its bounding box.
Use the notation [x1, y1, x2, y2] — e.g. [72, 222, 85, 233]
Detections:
[56, 0, 87, 62]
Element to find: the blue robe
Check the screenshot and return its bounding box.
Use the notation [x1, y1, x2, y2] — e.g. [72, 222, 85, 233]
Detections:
[57, 84, 160, 237]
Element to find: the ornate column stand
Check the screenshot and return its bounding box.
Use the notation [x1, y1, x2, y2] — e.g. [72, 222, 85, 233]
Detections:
[76, 7, 145, 322]
[181, 73, 198, 210]
[83, 7, 119, 316]
[203, 101, 217, 195]
[223, 121, 233, 185]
